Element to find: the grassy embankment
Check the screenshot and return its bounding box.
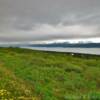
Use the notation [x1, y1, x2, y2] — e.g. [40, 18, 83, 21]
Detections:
[0, 47, 100, 100]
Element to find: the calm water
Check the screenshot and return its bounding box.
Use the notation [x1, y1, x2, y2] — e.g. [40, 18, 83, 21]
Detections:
[21, 47, 100, 55]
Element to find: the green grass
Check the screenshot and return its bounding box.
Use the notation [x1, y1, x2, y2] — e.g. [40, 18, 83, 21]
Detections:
[0, 47, 100, 100]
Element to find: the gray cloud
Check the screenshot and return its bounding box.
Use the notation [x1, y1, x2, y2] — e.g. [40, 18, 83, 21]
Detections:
[0, 0, 100, 42]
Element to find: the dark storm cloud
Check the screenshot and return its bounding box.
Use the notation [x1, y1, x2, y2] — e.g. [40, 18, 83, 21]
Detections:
[0, 0, 100, 42]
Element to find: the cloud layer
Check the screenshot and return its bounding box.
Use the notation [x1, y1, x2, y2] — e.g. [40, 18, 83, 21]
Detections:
[0, 0, 100, 42]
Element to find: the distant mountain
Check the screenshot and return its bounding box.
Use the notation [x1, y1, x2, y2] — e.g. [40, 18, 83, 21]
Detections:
[28, 42, 100, 48]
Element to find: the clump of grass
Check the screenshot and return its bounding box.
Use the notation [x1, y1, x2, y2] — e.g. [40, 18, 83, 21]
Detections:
[0, 89, 12, 99]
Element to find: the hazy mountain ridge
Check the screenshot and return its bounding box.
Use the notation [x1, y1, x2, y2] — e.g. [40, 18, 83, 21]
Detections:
[28, 42, 100, 48]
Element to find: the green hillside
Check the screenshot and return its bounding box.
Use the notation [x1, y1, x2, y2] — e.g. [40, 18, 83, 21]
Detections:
[0, 47, 100, 100]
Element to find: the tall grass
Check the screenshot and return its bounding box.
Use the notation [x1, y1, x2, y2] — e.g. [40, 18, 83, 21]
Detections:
[0, 47, 100, 100]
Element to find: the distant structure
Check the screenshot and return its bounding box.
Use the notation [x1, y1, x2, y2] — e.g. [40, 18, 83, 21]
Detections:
[71, 53, 74, 56]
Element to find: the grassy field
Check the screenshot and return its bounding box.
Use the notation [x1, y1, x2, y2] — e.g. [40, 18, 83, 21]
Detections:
[0, 47, 100, 100]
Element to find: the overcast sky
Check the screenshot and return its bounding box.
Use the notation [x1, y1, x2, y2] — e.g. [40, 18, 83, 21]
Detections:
[0, 0, 100, 43]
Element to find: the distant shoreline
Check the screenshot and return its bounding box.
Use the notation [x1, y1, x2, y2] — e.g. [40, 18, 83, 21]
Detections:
[20, 47, 100, 56]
